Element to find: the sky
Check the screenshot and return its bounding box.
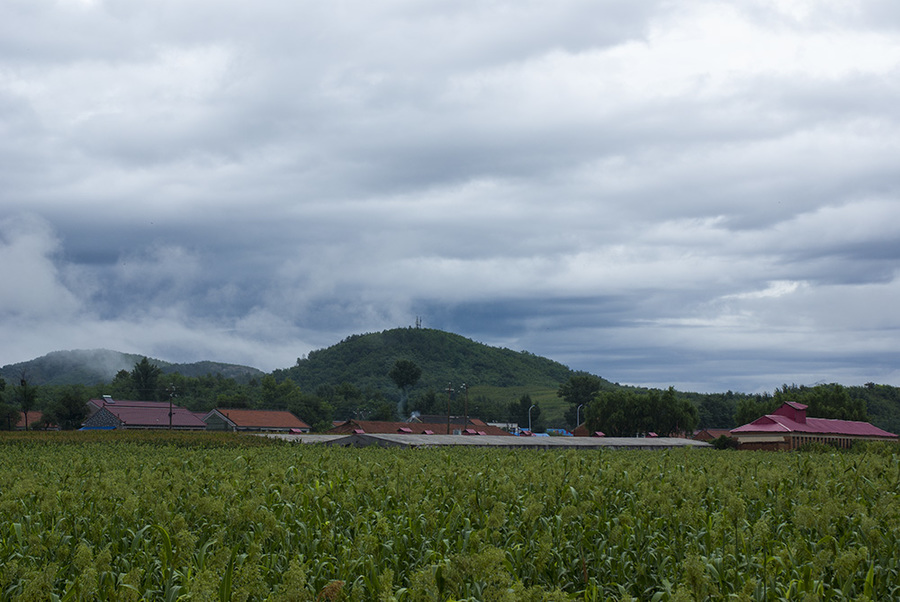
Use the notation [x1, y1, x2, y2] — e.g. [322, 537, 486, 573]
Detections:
[2, 0, 899, 393]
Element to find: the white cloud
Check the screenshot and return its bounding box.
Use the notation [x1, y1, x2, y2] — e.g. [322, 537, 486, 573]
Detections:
[0, 214, 81, 318]
[723, 280, 805, 300]
[1, 0, 900, 390]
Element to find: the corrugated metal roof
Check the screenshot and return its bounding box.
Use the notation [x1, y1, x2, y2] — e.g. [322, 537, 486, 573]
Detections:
[323, 434, 711, 449]
[264, 433, 712, 449]
[732, 412, 897, 438]
[110, 405, 207, 428]
[88, 398, 206, 428]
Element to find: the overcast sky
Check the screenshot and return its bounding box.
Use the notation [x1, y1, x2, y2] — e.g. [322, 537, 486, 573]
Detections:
[2, 0, 899, 393]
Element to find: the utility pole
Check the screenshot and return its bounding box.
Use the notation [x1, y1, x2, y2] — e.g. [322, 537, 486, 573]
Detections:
[461, 383, 469, 430]
[17, 370, 35, 431]
[445, 383, 454, 434]
[19, 378, 28, 430]
[168, 383, 176, 430]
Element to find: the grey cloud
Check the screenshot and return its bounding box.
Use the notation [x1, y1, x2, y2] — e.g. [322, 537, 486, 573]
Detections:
[1, 1, 900, 390]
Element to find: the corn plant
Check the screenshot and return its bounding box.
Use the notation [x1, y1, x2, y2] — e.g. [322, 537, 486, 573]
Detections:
[0, 433, 898, 600]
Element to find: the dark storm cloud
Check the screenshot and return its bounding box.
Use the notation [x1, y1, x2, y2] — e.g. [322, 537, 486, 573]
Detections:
[2, 0, 900, 391]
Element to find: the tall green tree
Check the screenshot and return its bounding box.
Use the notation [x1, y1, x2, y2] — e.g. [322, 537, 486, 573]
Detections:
[389, 359, 422, 415]
[587, 389, 635, 436]
[508, 394, 544, 433]
[587, 387, 697, 437]
[773, 383, 866, 421]
[734, 393, 777, 426]
[131, 358, 162, 401]
[46, 387, 89, 430]
[408, 389, 440, 416]
[558, 374, 602, 427]
[260, 375, 303, 410]
[696, 392, 737, 428]
[288, 392, 334, 432]
[0, 377, 19, 430]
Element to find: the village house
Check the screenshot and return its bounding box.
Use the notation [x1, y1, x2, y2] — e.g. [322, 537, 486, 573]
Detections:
[81, 397, 206, 430]
[692, 428, 733, 442]
[572, 423, 606, 437]
[730, 401, 897, 450]
[14, 411, 46, 430]
[203, 408, 310, 433]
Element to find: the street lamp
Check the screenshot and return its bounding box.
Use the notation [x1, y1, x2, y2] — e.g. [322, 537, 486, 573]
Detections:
[528, 404, 536, 433]
[576, 403, 585, 428]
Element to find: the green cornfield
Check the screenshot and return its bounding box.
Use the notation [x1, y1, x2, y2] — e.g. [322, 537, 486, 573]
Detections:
[1, 432, 898, 601]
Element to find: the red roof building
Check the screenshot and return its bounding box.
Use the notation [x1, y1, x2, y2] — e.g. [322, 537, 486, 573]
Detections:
[730, 402, 897, 450]
[572, 423, 606, 437]
[203, 409, 310, 433]
[82, 398, 206, 430]
[328, 419, 511, 436]
[15, 411, 45, 430]
[693, 428, 733, 442]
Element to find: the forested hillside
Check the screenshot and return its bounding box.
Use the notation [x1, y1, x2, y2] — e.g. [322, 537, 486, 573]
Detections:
[0, 349, 147, 386]
[0, 349, 263, 386]
[273, 327, 591, 397]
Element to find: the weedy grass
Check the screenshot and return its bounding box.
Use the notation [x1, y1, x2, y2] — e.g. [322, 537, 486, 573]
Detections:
[0, 433, 898, 600]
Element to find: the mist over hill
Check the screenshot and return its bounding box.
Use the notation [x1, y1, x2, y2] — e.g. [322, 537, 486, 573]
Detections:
[0, 349, 264, 386]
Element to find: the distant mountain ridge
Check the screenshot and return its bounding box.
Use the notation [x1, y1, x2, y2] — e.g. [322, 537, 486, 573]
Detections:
[0, 349, 265, 386]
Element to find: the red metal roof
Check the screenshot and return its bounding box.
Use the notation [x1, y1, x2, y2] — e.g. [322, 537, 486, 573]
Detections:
[108, 406, 206, 428]
[89, 398, 206, 428]
[732, 404, 897, 439]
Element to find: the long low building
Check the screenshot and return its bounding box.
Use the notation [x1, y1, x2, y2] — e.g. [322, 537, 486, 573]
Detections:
[267, 432, 711, 449]
[730, 401, 897, 450]
[204, 408, 310, 433]
[328, 419, 511, 437]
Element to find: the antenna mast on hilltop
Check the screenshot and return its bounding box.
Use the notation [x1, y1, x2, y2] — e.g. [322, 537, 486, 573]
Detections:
[415, 316, 422, 329]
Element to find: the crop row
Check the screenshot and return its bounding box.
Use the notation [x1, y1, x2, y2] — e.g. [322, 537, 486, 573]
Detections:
[0, 434, 898, 600]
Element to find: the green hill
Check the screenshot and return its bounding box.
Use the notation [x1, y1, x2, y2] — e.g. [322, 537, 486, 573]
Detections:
[273, 327, 610, 423]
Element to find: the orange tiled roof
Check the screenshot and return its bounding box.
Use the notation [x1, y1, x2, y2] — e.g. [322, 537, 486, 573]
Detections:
[212, 409, 310, 429]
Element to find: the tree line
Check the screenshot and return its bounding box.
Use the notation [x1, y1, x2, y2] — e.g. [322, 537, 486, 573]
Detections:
[4, 353, 899, 435]
[2, 356, 563, 433]
[555, 374, 699, 436]
[555, 375, 892, 437]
